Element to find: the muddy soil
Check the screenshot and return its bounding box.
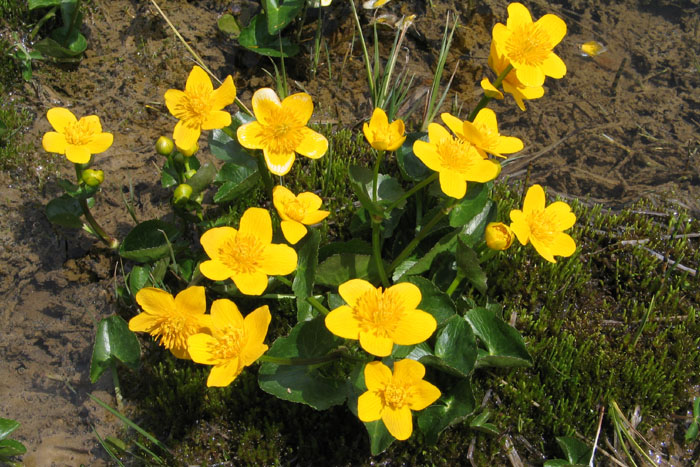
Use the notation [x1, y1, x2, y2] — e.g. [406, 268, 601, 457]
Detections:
[1, 0, 698, 464]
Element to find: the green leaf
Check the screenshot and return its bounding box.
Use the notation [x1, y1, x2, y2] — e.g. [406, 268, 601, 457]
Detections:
[403, 229, 458, 277]
[186, 162, 216, 195]
[464, 307, 532, 368]
[210, 127, 257, 164]
[213, 162, 260, 203]
[56, 178, 98, 199]
[449, 182, 490, 227]
[315, 254, 382, 287]
[0, 439, 27, 458]
[258, 317, 347, 410]
[402, 276, 455, 325]
[469, 410, 500, 435]
[433, 315, 477, 377]
[238, 13, 299, 57]
[318, 239, 372, 261]
[46, 194, 83, 228]
[418, 378, 476, 444]
[28, 0, 61, 9]
[554, 436, 592, 464]
[118, 220, 181, 263]
[160, 157, 179, 188]
[459, 200, 496, 248]
[685, 421, 699, 443]
[293, 230, 320, 321]
[128, 265, 151, 295]
[0, 419, 19, 440]
[396, 132, 431, 181]
[456, 236, 487, 294]
[35, 34, 86, 59]
[348, 165, 383, 216]
[90, 315, 141, 383]
[264, 0, 304, 34]
[217, 13, 241, 38]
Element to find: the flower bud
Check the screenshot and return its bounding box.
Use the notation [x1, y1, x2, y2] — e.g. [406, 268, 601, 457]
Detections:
[177, 142, 199, 157]
[485, 222, 514, 251]
[81, 169, 104, 187]
[155, 136, 174, 156]
[173, 183, 193, 205]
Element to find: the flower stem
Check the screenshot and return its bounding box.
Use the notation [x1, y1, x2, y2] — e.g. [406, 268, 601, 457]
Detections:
[445, 273, 464, 297]
[372, 149, 384, 202]
[467, 64, 513, 122]
[73, 164, 119, 249]
[386, 172, 438, 213]
[372, 219, 390, 288]
[306, 295, 331, 316]
[256, 151, 275, 200]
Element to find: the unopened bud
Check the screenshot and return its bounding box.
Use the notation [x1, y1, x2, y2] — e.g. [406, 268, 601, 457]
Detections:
[81, 169, 104, 187]
[177, 142, 199, 157]
[485, 222, 514, 251]
[173, 183, 193, 205]
[155, 136, 174, 156]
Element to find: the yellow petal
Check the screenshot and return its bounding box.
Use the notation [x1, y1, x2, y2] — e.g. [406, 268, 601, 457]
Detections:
[358, 391, 384, 422]
[550, 232, 576, 258]
[185, 65, 213, 95]
[169, 345, 191, 360]
[473, 108, 497, 130]
[480, 78, 504, 99]
[427, 122, 451, 143]
[164, 89, 187, 117]
[86, 132, 113, 154]
[264, 150, 296, 176]
[440, 112, 464, 139]
[47, 107, 77, 133]
[392, 358, 425, 384]
[273, 185, 296, 205]
[408, 380, 441, 411]
[546, 201, 576, 230]
[387, 282, 422, 310]
[460, 121, 485, 148]
[252, 88, 281, 126]
[210, 298, 244, 330]
[243, 305, 271, 351]
[202, 110, 232, 130]
[541, 52, 567, 79]
[382, 406, 413, 440]
[517, 83, 545, 99]
[509, 213, 531, 246]
[173, 120, 200, 152]
[200, 226, 238, 261]
[390, 310, 437, 346]
[467, 159, 500, 183]
[296, 127, 328, 160]
[210, 75, 237, 110]
[359, 331, 394, 357]
[491, 24, 509, 52]
[281, 220, 307, 244]
[338, 279, 375, 308]
[207, 360, 241, 387]
[242, 342, 268, 368]
[65, 145, 91, 164]
[233, 271, 270, 296]
[236, 121, 265, 150]
[369, 107, 389, 129]
[187, 334, 220, 364]
[199, 259, 234, 281]
[439, 171, 467, 199]
[530, 236, 556, 263]
[239, 207, 273, 244]
[128, 311, 161, 333]
[301, 210, 329, 226]
[325, 305, 362, 339]
[494, 136, 524, 155]
[536, 14, 567, 47]
[135, 287, 174, 316]
[523, 184, 546, 214]
[363, 361, 392, 391]
[515, 64, 546, 88]
[297, 191, 323, 212]
[175, 286, 206, 316]
[282, 92, 314, 125]
[506, 2, 533, 29]
[259, 243, 298, 275]
[412, 140, 441, 172]
[42, 132, 67, 154]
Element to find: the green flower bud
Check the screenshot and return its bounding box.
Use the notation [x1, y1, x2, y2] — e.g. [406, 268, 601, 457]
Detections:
[173, 183, 193, 205]
[81, 169, 104, 187]
[184, 169, 197, 180]
[155, 136, 174, 156]
[177, 142, 199, 157]
[173, 152, 185, 165]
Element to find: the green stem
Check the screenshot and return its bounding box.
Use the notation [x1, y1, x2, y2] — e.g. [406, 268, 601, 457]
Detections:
[372, 149, 384, 202]
[110, 364, 124, 412]
[388, 199, 456, 274]
[348, 0, 374, 98]
[372, 220, 390, 287]
[467, 64, 513, 122]
[276, 275, 293, 287]
[256, 151, 275, 200]
[446, 273, 464, 297]
[306, 295, 331, 316]
[73, 164, 118, 249]
[386, 172, 438, 213]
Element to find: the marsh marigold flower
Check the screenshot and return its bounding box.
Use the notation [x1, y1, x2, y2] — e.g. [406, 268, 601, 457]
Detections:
[413, 123, 500, 199]
[272, 185, 329, 245]
[492, 2, 566, 87]
[199, 207, 297, 295]
[325, 279, 436, 357]
[164, 65, 236, 151]
[42, 108, 113, 164]
[237, 88, 328, 176]
[129, 286, 211, 360]
[485, 222, 514, 251]
[363, 108, 406, 151]
[441, 110, 523, 159]
[509, 184, 576, 262]
[480, 42, 545, 111]
[187, 299, 271, 387]
[358, 359, 441, 440]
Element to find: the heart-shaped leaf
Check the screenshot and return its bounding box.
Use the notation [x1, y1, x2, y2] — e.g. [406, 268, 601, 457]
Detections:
[90, 315, 141, 383]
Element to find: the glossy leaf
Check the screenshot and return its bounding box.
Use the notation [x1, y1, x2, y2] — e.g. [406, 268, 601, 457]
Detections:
[0, 439, 26, 458]
[46, 194, 83, 228]
[0, 418, 19, 440]
[293, 230, 320, 321]
[264, 0, 304, 34]
[90, 315, 141, 383]
[543, 436, 592, 466]
[402, 276, 455, 325]
[128, 265, 151, 295]
[238, 13, 299, 57]
[459, 200, 496, 248]
[449, 182, 490, 227]
[315, 254, 382, 287]
[28, 0, 62, 9]
[433, 315, 478, 377]
[118, 220, 181, 263]
[217, 13, 241, 38]
[418, 378, 476, 444]
[464, 307, 532, 368]
[456, 236, 487, 294]
[396, 132, 431, 181]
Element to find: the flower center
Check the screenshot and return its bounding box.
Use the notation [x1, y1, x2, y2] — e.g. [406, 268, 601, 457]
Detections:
[505, 23, 551, 66]
[260, 109, 304, 155]
[284, 199, 307, 222]
[178, 85, 212, 126]
[219, 235, 265, 274]
[435, 137, 478, 174]
[354, 288, 404, 337]
[529, 210, 556, 243]
[64, 119, 95, 146]
[153, 312, 197, 351]
[382, 383, 408, 409]
[210, 325, 246, 362]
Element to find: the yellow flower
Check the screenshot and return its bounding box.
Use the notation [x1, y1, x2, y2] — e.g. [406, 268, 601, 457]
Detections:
[509, 184, 576, 262]
[325, 279, 437, 357]
[128, 286, 211, 360]
[187, 299, 271, 387]
[358, 359, 441, 440]
[441, 110, 523, 159]
[363, 0, 391, 8]
[164, 65, 236, 151]
[272, 185, 329, 245]
[42, 108, 113, 164]
[492, 2, 567, 87]
[412, 123, 500, 199]
[237, 88, 328, 176]
[485, 222, 514, 251]
[199, 207, 298, 295]
[362, 108, 406, 151]
[480, 42, 545, 111]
